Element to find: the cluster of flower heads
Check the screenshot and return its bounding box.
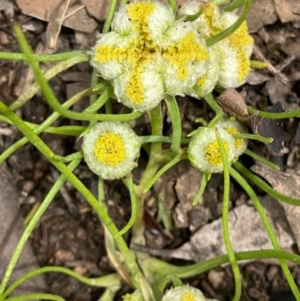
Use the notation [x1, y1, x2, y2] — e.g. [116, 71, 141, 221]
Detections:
[188, 117, 248, 173]
[90, 0, 254, 111]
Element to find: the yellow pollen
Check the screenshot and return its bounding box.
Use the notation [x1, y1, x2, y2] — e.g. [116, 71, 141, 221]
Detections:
[197, 74, 208, 87]
[163, 32, 209, 80]
[181, 291, 195, 301]
[125, 67, 145, 104]
[94, 133, 125, 166]
[227, 21, 253, 80]
[205, 141, 229, 166]
[203, 3, 223, 37]
[228, 22, 253, 49]
[127, 2, 156, 26]
[237, 50, 251, 80]
[226, 127, 243, 150]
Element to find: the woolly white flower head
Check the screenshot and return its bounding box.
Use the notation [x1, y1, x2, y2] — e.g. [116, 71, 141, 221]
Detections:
[82, 122, 141, 180]
[188, 127, 236, 173]
[162, 285, 218, 301]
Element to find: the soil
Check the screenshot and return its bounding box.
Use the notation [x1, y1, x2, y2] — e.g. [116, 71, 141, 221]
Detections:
[1, 0, 300, 301]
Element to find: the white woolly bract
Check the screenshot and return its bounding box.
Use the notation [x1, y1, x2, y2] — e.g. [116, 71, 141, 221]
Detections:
[186, 45, 219, 98]
[113, 55, 165, 111]
[90, 32, 135, 80]
[162, 285, 216, 301]
[82, 122, 141, 180]
[216, 41, 243, 88]
[162, 22, 209, 95]
[147, 2, 175, 43]
[111, 5, 132, 35]
[178, 0, 222, 38]
[217, 117, 248, 157]
[188, 127, 236, 173]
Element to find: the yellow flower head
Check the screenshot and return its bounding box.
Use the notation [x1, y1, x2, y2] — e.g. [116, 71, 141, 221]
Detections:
[82, 122, 141, 180]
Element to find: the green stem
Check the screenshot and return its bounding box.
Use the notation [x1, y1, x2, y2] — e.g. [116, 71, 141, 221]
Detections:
[116, 174, 137, 237]
[232, 133, 273, 144]
[244, 149, 280, 171]
[143, 154, 182, 193]
[89, 67, 100, 128]
[35, 125, 85, 136]
[102, 0, 118, 34]
[203, 93, 223, 127]
[250, 60, 267, 69]
[0, 102, 150, 300]
[5, 294, 65, 301]
[0, 50, 87, 62]
[157, 274, 183, 292]
[13, 25, 141, 122]
[223, 0, 245, 11]
[168, 0, 177, 13]
[248, 106, 300, 119]
[0, 88, 91, 163]
[141, 249, 300, 280]
[0, 159, 81, 294]
[216, 130, 241, 301]
[140, 136, 190, 145]
[230, 167, 300, 301]
[132, 105, 163, 244]
[2, 268, 120, 300]
[9, 53, 90, 111]
[192, 173, 211, 205]
[233, 162, 300, 206]
[164, 96, 182, 153]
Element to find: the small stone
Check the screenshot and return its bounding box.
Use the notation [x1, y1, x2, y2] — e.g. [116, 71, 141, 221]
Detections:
[248, 287, 262, 299]
[266, 266, 279, 282]
[54, 249, 75, 263]
[208, 269, 225, 290]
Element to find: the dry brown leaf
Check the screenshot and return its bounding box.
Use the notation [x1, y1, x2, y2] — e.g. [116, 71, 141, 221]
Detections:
[246, 0, 278, 33]
[17, 0, 98, 33]
[273, 0, 300, 23]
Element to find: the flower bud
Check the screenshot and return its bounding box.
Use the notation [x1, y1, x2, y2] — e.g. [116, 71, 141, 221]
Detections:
[82, 122, 141, 180]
